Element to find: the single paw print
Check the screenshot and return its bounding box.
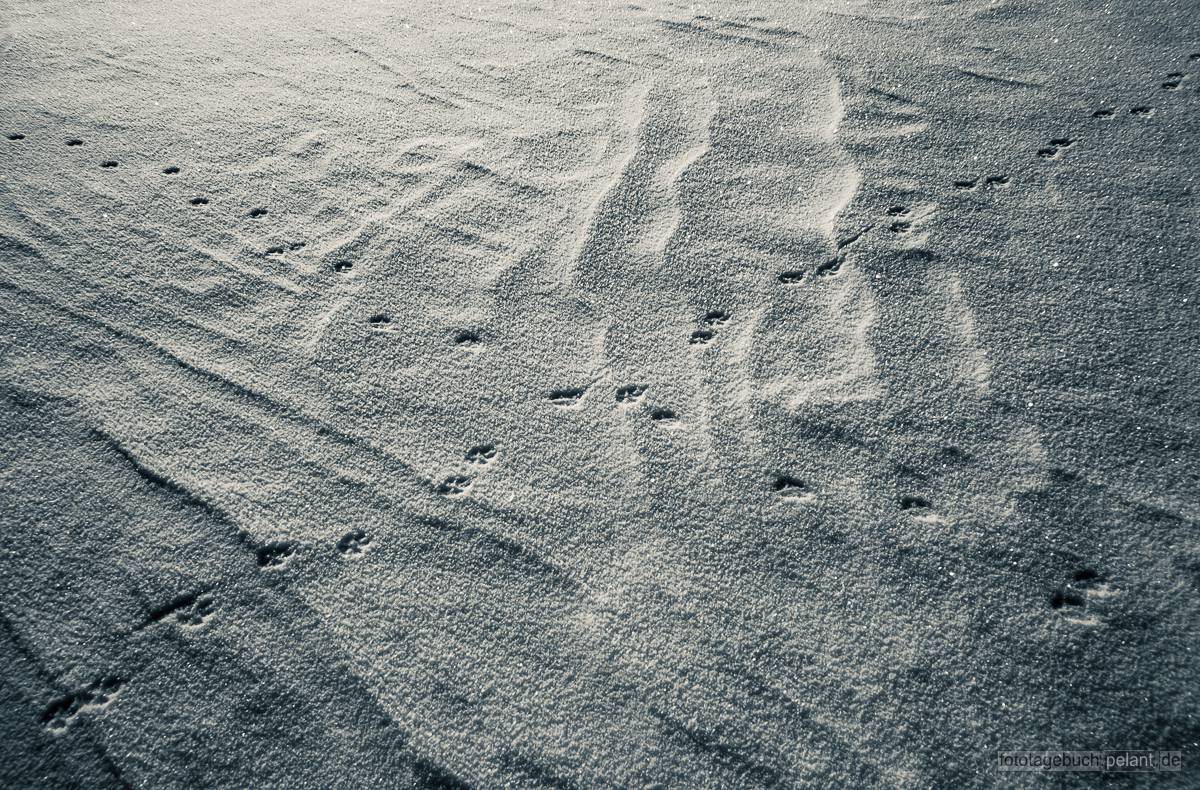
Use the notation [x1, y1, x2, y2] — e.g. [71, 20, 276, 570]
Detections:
[42, 677, 123, 733]
[1037, 137, 1074, 160]
[436, 474, 471, 495]
[453, 330, 481, 347]
[703, 309, 732, 325]
[772, 474, 815, 503]
[548, 387, 586, 407]
[256, 541, 296, 569]
[616, 384, 647, 403]
[1051, 568, 1116, 625]
[337, 529, 372, 556]
[1162, 73, 1184, 90]
[815, 256, 843, 276]
[465, 443, 497, 465]
[175, 594, 217, 627]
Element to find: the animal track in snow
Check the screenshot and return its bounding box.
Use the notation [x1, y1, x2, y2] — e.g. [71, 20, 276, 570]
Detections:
[1051, 567, 1116, 625]
[337, 529, 372, 556]
[650, 407, 678, 423]
[163, 165, 180, 174]
[616, 384, 647, 403]
[266, 241, 305, 255]
[465, 443, 497, 465]
[436, 474, 472, 496]
[190, 197, 209, 206]
[690, 328, 715, 345]
[772, 475, 814, 502]
[900, 495, 941, 523]
[900, 495, 932, 511]
[333, 260, 353, 273]
[453, 329, 481, 347]
[1092, 108, 1115, 118]
[256, 541, 296, 569]
[548, 387, 586, 406]
[42, 677, 124, 733]
[1162, 73, 1184, 90]
[889, 220, 912, 234]
[983, 175, 1010, 189]
[1037, 137, 1075, 160]
[886, 206, 910, 217]
[171, 594, 216, 627]
[703, 309, 732, 325]
[100, 160, 118, 168]
[368, 313, 392, 329]
[777, 270, 804, 284]
[247, 207, 268, 218]
[66, 138, 83, 146]
[6, 133, 25, 140]
[1130, 106, 1155, 117]
[815, 256, 843, 277]
[953, 179, 977, 190]
[147, 590, 217, 629]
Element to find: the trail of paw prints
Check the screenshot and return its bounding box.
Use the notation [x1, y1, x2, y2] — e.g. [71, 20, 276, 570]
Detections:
[1161, 72, 1185, 91]
[434, 442, 501, 500]
[4, 126, 276, 216]
[953, 175, 1009, 191]
[1050, 567, 1118, 626]
[42, 677, 123, 734]
[1090, 106, 1156, 118]
[265, 241, 306, 257]
[1087, 51, 1200, 120]
[689, 308, 731, 344]
[615, 382, 681, 426]
[777, 227, 868, 284]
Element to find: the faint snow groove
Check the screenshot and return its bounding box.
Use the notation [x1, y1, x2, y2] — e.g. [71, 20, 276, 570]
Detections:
[324, 32, 463, 109]
[573, 48, 636, 67]
[92, 427, 236, 524]
[649, 706, 784, 787]
[1, 282, 429, 488]
[431, 519, 580, 594]
[657, 17, 783, 50]
[953, 67, 1043, 89]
